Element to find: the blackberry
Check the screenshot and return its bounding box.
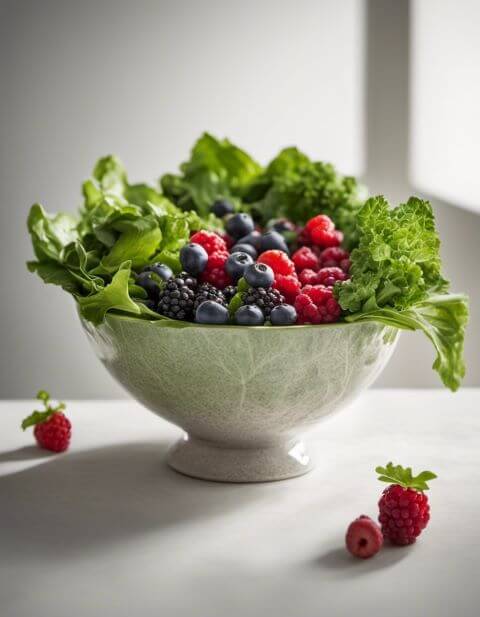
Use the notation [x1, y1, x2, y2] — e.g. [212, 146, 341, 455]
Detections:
[223, 285, 237, 303]
[242, 286, 284, 318]
[193, 283, 226, 311]
[157, 272, 197, 320]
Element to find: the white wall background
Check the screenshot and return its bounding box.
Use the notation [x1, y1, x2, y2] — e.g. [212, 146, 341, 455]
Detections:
[0, 0, 478, 398]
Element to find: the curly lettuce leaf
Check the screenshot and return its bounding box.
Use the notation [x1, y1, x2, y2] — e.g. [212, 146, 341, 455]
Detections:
[345, 293, 468, 391]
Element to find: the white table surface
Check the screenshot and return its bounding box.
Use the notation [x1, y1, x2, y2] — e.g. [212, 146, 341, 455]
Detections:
[1, 390, 479, 617]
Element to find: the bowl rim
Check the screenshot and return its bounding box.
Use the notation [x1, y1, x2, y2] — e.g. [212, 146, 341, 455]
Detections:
[93, 311, 386, 333]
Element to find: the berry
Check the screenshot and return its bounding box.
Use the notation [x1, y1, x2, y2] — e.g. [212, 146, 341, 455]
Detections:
[244, 263, 274, 288]
[310, 225, 340, 248]
[257, 250, 295, 276]
[217, 231, 235, 249]
[225, 213, 255, 239]
[238, 230, 262, 250]
[180, 242, 208, 276]
[346, 516, 383, 559]
[292, 247, 320, 272]
[136, 271, 161, 300]
[319, 247, 350, 270]
[201, 250, 231, 289]
[21, 390, 71, 453]
[376, 462, 436, 546]
[223, 285, 237, 303]
[266, 218, 296, 233]
[298, 268, 318, 286]
[142, 262, 173, 281]
[305, 213, 335, 234]
[270, 303, 297, 326]
[294, 285, 341, 324]
[190, 230, 227, 255]
[259, 230, 290, 254]
[195, 300, 229, 324]
[273, 274, 301, 304]
[235, 304, 265, 326]
[225, 252, 255, 282]
[230, 243, 258, 260]
[211, 199, 234, 218]
[157, 272, 197, 320]
[316, 267, 349, 287]
[242, 286, 284, 318]
[303, 214, 339, 248]
[193, 282, 226, 311]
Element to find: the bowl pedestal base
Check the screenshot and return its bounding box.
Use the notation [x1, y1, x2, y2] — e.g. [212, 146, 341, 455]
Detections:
[167, 434, 313, 483]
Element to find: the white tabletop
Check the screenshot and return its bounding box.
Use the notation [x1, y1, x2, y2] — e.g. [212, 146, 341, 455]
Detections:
[1, 390, 479, 617]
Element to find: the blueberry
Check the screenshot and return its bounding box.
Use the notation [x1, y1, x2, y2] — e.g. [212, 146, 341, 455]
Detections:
[195, 300, 229, 324]
[225, 213, 255, 239]
[210, 199, 235, 218]
[225, 252, 254, 283]
[259, 231, 290, 254]
[266, 218, 295, 233]
[244, 263, 274, 288]
[270, 303, 297, 326]
[230, 243, 258, 260]
[235, 304, 265, 326]
[237, 230, 262, 249]
[147, 263, 173, 281]
[180, 243, 208, 275]
[136, 272, 160, 300]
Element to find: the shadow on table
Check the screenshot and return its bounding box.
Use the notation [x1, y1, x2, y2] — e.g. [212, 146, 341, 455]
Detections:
[311, 544, 410, 577]
[0, 441, 264, 563]
[0, 445, 57, 462]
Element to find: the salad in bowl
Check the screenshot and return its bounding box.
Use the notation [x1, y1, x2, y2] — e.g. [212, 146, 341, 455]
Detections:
[26, 134, 469, 481]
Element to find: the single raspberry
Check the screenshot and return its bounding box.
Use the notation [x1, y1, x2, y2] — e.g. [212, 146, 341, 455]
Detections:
[298, 268, 318, 286]
[315, 267, 349, 287]
[273, 274, 301, 304]
[310, 225, 340, 248]
[376, 462, 436, 546]
[200, 251, 231, 289]
[22, 390, 71, 453]
[319, 247, 350, 270]
[294, 285, 341, 324]
[190, 230, 227, 255]
[292, 246, 320, 273]
[206, 250, 229, 270]
[346, 515, 383, 559]
[257, 250, 295, 276]
[305, 214, 335, 233]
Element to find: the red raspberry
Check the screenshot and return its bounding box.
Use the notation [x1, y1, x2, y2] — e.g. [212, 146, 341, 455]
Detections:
[257, 250, 295, 276]
[316, 267, 349, 287]
[305, 214, 335, 233]
[34, 412, 71, 453]
[292, 247, 319, 273]
[200, 250, 230, 289]
[217, 231, 234, 249]
[376, 463, 436, 546]
[310, 225, 340, 248]
[273, 274, 301, 304]
[319, 247, 350, 270]
[346, 515, 383, 559]
[294, 285, 341, 324]
[190, 230, 227, 255]
[298, 268, 318, 286]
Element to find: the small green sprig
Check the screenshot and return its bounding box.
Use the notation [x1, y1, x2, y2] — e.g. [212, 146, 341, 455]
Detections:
[375, 462, 437, 491]
[21, 390, 66, 430]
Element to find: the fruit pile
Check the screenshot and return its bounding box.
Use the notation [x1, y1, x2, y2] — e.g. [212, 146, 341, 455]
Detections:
[136, 204, 351, 326]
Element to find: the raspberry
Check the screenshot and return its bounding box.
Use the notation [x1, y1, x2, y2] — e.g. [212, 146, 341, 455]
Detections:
[257, 250, 295, 276]
[346, 515, 383, 559]
[217, 231, 234, 249]
[300, 214, 340, 248]
[316, 267, 349, 287]
[319, 247, 350, 270]
[200, 251, 231, 289]
[376, 462, 436, 546]
[273, 274, 301, 304]
[292, 246, 319, 272]
[294, 285, 341, 324]
[305, 214, 335, 233]
[21, 390, 71, 453]
[190, 230, 227, 255]
[310, 225, 340, 248]
[298, 268, 318, 286]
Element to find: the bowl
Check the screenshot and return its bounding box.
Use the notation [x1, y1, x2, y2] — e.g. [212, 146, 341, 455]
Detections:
[81, 314, 399, 483]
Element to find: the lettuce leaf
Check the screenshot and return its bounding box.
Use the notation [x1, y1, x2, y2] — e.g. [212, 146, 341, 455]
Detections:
[345, 294, 468, 391]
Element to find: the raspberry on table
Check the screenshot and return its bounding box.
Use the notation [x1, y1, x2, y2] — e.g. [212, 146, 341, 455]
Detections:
[273, 274, 301, 304]
[315, 267, 349, 287]
[292, 246, 320, 273]
[190, 230, 227, 255]
[21, 390, 71, 453]
[376, 462, 436, 546]
[346, 515, 383, 559]
[257, 250, 295, 276]
[294, 285, 341, 324]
